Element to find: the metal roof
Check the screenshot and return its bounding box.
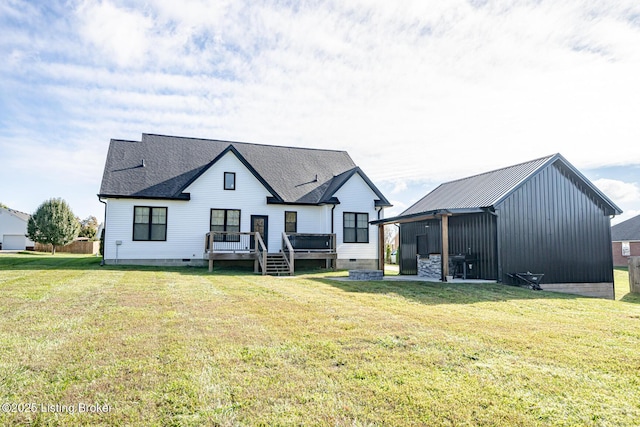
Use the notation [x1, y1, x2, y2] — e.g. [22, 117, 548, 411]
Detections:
[401, 155, 555, 215]
[99, 133, 391, 206]
[611, 214, 640, 241]
[396, 153, 621, 219]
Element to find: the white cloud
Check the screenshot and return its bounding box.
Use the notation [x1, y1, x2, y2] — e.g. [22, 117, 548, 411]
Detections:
[593, 178, 640, 226]
[385, 200, 408, 219]
[593, 179, 640, 204]
[2, 0, 640, 219]
[76, 0, 154, 68]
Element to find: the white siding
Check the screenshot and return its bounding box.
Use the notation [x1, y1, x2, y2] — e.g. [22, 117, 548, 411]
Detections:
[333, 173, 383, 260]
[103, 152, 386, 265]
[0, 208, 34, 249]
[103, 151, 331, 262]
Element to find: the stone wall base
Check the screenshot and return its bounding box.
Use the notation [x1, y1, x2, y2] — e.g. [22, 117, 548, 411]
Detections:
[349, 270, 383, 280]
[417, 254, 441, 278]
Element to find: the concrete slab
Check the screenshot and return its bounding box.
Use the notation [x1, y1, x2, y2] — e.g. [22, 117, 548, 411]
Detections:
[330, 274, 496, 284]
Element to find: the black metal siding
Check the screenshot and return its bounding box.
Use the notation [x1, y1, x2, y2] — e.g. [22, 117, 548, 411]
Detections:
[448, 213, 498, 280]
[399, 213, 498, 279]
[497, 162, 614, 284]
[399, 220, 439, 275]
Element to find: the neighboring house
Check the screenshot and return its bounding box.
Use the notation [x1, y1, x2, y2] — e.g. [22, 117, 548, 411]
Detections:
[98, 133, 391, 273]
[372, 154, 621, 299]
[611, 214, 640, 267]
[0, 206, 35, 250]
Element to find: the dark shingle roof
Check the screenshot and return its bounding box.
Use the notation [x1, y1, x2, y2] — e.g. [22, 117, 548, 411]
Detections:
[399, 153, 621, 218]
[99, 133, 391, 206]
[611, 214, 640, 241]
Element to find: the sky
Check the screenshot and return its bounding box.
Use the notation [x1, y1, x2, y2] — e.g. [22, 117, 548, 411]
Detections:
[1, 0, 639, 225]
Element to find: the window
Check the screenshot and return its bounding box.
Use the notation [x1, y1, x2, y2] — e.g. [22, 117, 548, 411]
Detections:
[285, 211, 297, 233]
[210, 209, 240, 242]
[224, 172, 236, 190]
[133, 206, 167, 241]
[343, 212, 369, 243]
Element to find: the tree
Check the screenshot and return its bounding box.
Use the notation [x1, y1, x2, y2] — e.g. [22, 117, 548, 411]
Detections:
[78, 215, 99, 240]
[384, 225, 397, 248]
[0, 202, 8, 209]
[27, 198, 80, 254]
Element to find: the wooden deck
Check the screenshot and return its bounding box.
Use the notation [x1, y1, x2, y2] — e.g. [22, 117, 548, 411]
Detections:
[205, 231, 337, 275]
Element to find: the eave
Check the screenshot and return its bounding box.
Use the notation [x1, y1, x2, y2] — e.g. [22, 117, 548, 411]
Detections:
[370, 208, 486, 225]
[97, 193, 191, 201]
[266, 196, 341, 206]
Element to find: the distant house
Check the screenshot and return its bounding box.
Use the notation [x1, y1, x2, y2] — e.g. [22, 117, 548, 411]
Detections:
[372, 154, 621, 299]
[0, 206, 35, 250]
[611, 214, 640, 267]
[98, 133, 391, 274]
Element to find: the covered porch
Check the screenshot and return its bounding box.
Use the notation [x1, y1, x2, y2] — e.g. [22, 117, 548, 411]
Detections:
[371, 209, 497, 282]
[205, 231, 337, 275]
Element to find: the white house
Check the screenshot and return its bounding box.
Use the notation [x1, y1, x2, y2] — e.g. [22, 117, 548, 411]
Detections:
[0, 207, 35, 250]
[98, 134, 391, 273]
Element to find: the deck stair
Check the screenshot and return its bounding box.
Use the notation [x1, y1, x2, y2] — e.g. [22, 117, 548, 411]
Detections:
[265, 253, 291, 276]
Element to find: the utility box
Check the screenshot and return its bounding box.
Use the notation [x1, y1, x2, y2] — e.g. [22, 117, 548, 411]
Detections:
[629, 257, 640, 294]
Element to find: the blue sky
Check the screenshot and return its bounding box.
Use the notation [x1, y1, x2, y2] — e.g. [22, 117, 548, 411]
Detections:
[1, 0, 639, 225]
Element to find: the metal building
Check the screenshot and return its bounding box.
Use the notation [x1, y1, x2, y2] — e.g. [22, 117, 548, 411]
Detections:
[372, 154, 622, 299]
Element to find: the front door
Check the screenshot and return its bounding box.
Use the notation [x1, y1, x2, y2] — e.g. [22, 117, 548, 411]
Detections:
[251, 215, 268, 250]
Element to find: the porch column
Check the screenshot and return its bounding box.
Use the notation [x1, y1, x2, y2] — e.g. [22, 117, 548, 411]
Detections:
[378, 224, 385, 274]
[441, 214, 450, 282]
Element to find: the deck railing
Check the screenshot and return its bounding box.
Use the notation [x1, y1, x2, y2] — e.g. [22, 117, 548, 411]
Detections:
[205, 231, 255, 253]
[255, 232, 267, 275]
[282, 232, 294, 275]
[205, 231, 336, 274]
[286, 233, 336, 253]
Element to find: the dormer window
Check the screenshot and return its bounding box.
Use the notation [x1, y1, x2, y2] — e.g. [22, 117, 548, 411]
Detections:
[224, 172, 236, 190]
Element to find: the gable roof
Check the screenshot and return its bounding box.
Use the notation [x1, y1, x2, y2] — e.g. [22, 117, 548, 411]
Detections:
[99, 133, 391, 206]
[402, 155, 555, 215]
[374, 153, 621, 224]
[611, 214, 640, 241]
[0, 207, 30, 222]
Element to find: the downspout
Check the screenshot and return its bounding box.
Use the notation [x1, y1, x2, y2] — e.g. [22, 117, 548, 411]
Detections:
[376, 207, 383, 272]
[98, 196, 107, 266]
[331, 204, 336, 234]
[331, 204, 337, 271]
[394, 223, 400, 273]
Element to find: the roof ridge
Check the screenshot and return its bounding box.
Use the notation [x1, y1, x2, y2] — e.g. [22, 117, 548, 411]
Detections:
[142, 133, 351, 155]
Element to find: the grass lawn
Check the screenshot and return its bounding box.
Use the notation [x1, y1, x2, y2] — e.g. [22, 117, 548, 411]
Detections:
[1, 253, 639, 426]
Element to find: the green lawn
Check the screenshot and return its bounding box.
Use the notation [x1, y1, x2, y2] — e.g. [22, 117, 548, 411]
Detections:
[1, 253, 639, 426]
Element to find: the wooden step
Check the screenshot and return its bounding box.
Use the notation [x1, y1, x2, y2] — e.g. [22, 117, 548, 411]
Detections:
[264, 253, 291, 276]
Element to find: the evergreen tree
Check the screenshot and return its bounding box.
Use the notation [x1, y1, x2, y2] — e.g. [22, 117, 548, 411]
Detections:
[27, 198, 80, 254]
